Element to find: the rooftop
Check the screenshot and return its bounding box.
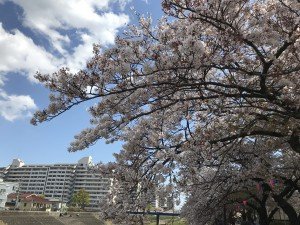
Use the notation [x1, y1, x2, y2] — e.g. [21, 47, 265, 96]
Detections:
[7, 193, 53, 204]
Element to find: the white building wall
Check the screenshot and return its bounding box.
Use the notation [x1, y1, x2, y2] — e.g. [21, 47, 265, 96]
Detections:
[0, 167, 8, 179]
[0, 179, 19, 210]
[73, 164, 110, 210]
[44, 164, 76, 202]
[5, 165, 48, 195]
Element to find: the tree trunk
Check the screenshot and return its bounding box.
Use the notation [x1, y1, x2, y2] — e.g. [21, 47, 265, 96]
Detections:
[257, 207, 270, 225]
[288, 130, 300, 154]
[273, 195, 300, 225]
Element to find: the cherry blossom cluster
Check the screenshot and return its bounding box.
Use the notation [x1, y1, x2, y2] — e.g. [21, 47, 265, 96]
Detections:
[32, 0, 299, 224]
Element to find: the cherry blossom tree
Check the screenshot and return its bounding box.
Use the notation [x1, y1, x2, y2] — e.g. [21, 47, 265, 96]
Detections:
[180, 141, 300, 225]
[31, 0, 300, 223]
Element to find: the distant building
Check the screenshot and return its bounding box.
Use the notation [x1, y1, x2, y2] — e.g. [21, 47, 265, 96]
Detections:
[1, 157, 110, 211]
[156, 195, 174, 211]
[0, 179, 19, 210]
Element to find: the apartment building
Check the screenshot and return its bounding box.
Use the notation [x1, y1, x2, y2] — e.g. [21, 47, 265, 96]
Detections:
[0, 167, 8, 179]
[2, 157, 110, 211]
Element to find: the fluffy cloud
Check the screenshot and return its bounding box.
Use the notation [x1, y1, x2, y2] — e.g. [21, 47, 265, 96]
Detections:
[0, 23, 60, 81]
[0, 90, 37, 121]
[0, 0, 130, 78]
[9, 0, 129, 62]
[0, 0, 130, 121]
[0, 23, 58, 121]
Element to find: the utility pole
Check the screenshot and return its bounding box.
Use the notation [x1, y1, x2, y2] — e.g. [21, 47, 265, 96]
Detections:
[14, 181, 20, 210]
[156, 214, 160, 225]
[128, 211, 180, 225]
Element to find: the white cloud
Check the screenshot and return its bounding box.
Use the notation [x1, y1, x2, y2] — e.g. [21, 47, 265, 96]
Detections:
[10, 0, 129, 56]
[0, 23, 60, 81]
[0, 0, 130, 75]
[0, 23, 59, 121]
[0, 1, 130, 78]
[0, 74, 6, 87]
[0, 0, 130, 121]
[0, 90, 37, 121]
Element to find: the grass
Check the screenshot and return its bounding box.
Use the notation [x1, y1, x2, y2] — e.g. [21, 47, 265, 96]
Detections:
[145, 215, 187, 225]
[103, 216, 187, 225]
[147, 220, 186, 225]
[270, 220, 290, 225]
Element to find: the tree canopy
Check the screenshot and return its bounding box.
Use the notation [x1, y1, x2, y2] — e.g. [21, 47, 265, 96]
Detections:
[32, 0, 300, 224]
[71, 189, 90, 210]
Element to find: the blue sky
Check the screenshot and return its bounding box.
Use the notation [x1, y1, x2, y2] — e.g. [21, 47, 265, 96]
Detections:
[0, 0, 163, 166]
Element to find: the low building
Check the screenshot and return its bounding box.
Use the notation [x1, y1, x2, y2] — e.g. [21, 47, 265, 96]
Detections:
[7, 193, 53, 211]
[0, 179, 19, 210]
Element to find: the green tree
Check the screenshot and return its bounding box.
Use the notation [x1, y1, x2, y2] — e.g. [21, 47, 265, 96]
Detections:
[38, 194, 45, 199]
[71, 189, 90, 210]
